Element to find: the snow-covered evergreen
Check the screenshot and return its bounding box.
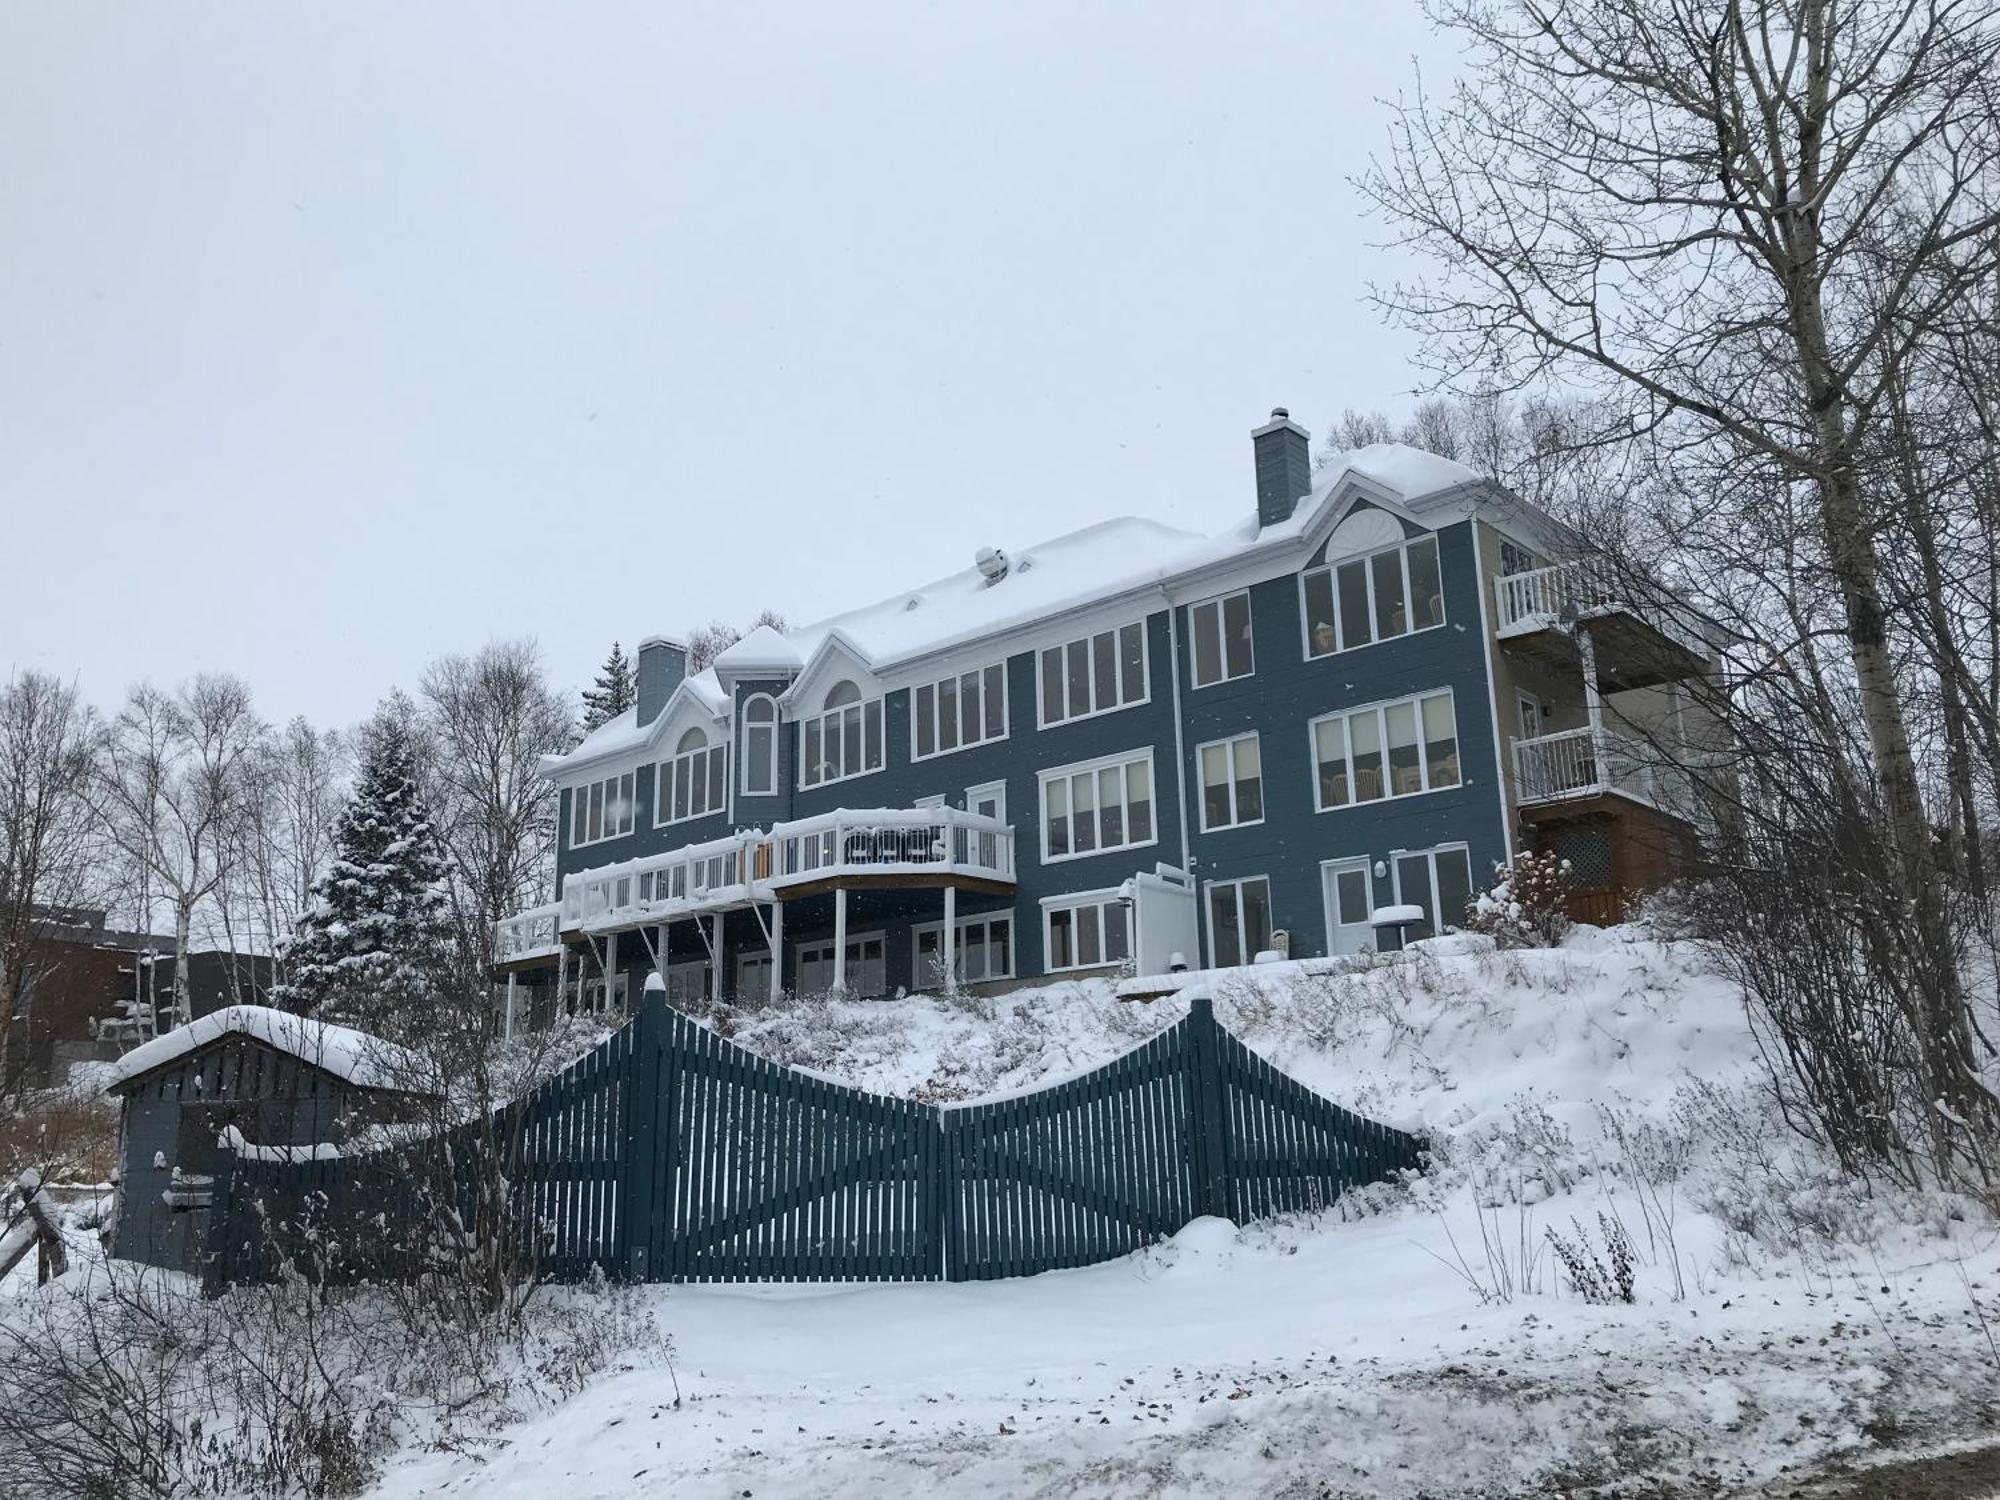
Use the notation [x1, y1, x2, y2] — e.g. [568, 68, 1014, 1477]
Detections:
[273, 709, 451, 1034]
[579, 642, 634, 731]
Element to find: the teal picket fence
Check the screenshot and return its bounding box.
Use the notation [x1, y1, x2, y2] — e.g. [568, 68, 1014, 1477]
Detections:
[203, 993, 1421, 1292]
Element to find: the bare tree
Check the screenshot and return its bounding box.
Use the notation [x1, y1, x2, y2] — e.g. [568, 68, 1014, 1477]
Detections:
[0, 673, 100, 1098]
[418, 642, 573, 986]
[685, 609, 789, 676]
[221, 717, 347, 997]
[94, 676, 264, 1033]
[1363, 0, 2000, 1164]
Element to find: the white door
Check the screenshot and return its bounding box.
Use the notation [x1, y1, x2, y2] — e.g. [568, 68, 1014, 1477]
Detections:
[735, 950, 772, 1001]
[966, 781, 1007, 872]
[1517, 694, 1542, 740]
[1321, 859, 1376, 955]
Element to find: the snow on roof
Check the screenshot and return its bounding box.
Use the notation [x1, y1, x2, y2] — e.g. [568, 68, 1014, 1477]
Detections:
[714, 622, 804, 674]
[549, 441, 1510, 775]
[102, 1005, 436, 1095]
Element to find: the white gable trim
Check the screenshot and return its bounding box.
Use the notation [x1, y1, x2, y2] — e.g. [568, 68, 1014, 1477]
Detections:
[780, 629, 886, 713]
[553, 679, 729, 785]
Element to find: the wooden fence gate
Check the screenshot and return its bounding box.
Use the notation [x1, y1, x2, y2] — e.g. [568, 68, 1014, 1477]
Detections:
[204, 993, 1421, 1291]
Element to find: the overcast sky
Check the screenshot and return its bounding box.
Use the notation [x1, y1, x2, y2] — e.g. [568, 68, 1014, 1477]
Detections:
[0, 2, 1444, 729]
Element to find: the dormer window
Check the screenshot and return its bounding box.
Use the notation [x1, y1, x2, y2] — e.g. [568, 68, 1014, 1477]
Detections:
[657, 727, 727, 826]
[801, 680, 884, 788]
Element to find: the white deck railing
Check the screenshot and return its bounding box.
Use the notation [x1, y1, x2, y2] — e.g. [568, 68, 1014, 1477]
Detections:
[1512, 725, 1700, 817]
[1494, 559, 1712, 660]
[493, 903, 563, 963]
[501, 807, 1018, 955]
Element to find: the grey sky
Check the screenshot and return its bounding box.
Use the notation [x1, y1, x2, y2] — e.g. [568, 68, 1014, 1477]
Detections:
[0, 2, 1441, 729]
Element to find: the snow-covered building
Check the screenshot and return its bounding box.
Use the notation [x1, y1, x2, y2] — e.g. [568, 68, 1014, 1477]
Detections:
[496, 411, 1723, 1018]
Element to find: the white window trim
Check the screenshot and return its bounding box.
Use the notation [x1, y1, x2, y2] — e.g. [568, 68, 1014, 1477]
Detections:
[655, 742, 728, 828]
[567, 770, 637, 850]
[912, 910, 1018, 983]
[1038, 887, 1132, 974]
[739, 694, 780, 798]
[909, 661, 1011, 763]
[1307, 688, 1463, 815]
[797, 695, 887, 790]
[1036, 746, 1160, 865]
[1204, 873, 1274, 970]
[1035, 621, 1152, 730]
[965, 779, 1007, 822]
[1389, 842, 1474, 935]
[1188, 590, 1256, 690]
[1298, 532, 1447, 661]
[1195, 730, 1264, 833]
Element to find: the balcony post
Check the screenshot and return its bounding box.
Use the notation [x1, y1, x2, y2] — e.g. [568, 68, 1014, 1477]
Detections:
[504, 972, 517, 1042]
[768, 899, 784, 1006]
[831, 885, 849, 998]
[556, 940, 570, 1016]
[606, 930, 619, 1015]
[710, 913, 724, 1007]
[1578, 625, 1608, 785]
[942, 882, 958, 997]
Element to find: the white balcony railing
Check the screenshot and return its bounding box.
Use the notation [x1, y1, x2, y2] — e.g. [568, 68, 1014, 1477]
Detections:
[501, 807, 1018, 958]
[1513, 725, 1703, 818]
[493, 903, 563, 964]
[1495, 559, 1712, 661]
[770, 808, 1015, 887]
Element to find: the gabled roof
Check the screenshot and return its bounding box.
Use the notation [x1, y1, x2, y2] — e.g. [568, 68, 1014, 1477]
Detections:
[545, 441, 1545, 779]
[545, 669, 733, 776]
[103, 1005, 437, 1096]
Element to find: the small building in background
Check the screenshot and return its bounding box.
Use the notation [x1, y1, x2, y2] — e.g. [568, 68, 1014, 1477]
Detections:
[102, 1006, 436, 1276]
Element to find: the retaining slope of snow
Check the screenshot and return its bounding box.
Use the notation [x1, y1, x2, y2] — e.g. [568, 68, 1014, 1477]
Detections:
[360, 928, 2000, 1498]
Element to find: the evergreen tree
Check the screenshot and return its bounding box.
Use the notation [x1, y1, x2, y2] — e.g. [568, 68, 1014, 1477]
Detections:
[274, 705, 452, 1036]
[581, 642, 635, 731]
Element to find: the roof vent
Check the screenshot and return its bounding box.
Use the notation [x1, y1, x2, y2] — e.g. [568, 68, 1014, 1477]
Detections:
[904, 596, 923, 612]
[974, 546, 1010, 584]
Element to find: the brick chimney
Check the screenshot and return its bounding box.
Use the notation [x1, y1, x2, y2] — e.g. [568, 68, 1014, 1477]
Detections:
[1252, 407, 1312, 529]
[635, 636, 688, 726]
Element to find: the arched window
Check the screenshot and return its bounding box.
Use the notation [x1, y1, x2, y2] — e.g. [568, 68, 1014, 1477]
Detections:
[657, 722, 727, 826]
[801, 679, 883, 787]
[741, 695, 778, 796]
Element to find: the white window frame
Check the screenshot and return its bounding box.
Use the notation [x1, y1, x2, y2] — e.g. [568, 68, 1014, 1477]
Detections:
[1196, 731, 1264, 832]
[1037, 746, 1159, 865]
[1299, 533, 1446, 659]
[1036, 620, 1150, 729]
[740, 693, 780, 797]
[1039, 888, 1133, 973]
[1188, 590, 1255, 689]
[656, 734, 728, 827]
[795, 930, 888, 995]
[911, 662, 1009, 761]
[568, 769, 637, 849]
[912, 910, 1017, 985]
[1204, 874, 1274, 970]
[798, 686, 886, 789]
[1308, 688, 1462, 813]
[1389, 843, 1475, 939]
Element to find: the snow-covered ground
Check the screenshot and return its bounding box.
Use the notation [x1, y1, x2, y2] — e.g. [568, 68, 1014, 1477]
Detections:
[350, 930, 2000, 1498]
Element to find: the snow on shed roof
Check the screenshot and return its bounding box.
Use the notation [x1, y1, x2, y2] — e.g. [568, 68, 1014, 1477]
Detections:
[102, 1005, 437, 1095]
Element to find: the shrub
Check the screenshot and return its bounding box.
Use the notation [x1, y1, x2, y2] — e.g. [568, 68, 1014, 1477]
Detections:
[1464, 851, 1573, 948]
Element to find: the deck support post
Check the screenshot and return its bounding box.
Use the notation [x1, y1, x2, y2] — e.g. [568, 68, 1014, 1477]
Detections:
[504, 972, 517, 1041]
[1578, 625, 1607, 785]
[831, 886, 849, 997]
[710, 914, 724, 1007]
[605, 930, 618, 1014]
[557, 940, 570, 1016]
[942, 883, 957, 997]
[769, 900, 784, 1006]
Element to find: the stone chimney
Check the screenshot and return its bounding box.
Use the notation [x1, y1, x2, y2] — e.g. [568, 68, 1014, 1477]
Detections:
[635, 636, 688, 726]
[1252, 407, 1313, 530]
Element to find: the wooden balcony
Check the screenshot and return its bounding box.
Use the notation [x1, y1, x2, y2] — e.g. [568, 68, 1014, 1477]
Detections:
[495, 808, 1018, 965]
[1494, 560, 1714, 691]
[1511, 725, 1705, 825]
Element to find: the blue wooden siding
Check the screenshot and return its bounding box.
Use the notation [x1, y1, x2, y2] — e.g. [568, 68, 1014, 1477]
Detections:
[556, 510, 1507, 987]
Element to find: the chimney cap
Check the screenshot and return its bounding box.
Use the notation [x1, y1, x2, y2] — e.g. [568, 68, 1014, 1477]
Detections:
[1271, 406, 1289, 420]
[637, 634, 688, 652]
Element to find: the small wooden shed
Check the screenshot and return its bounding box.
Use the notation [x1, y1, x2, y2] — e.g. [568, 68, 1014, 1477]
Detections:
[103, 1006, 436, 1275]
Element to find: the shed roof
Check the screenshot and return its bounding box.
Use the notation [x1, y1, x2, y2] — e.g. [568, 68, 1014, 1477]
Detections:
[102, 1005, 437, 1096]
